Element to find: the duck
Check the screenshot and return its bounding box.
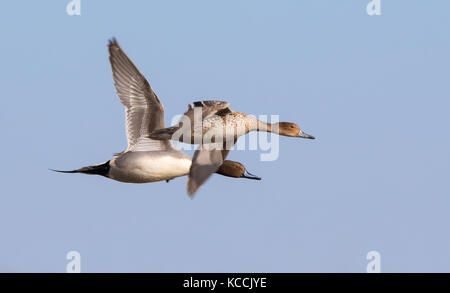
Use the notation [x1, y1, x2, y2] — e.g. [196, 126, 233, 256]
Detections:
[52, 38, 260, 195]
[149, 101, 315, 195]
[53, 158, 260, 182]
[149, 100, 315, 143]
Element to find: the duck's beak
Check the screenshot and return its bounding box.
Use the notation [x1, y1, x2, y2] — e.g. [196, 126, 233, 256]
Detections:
[297, 131, 315, 139]
[241, 170, 262, 180]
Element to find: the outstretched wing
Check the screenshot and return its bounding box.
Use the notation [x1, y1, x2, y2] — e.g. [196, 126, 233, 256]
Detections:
[108, 38, 171, 151]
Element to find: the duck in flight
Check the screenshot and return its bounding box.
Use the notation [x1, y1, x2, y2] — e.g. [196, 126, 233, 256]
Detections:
[149, 100, 315, 195]
[52, 38, 260, 195]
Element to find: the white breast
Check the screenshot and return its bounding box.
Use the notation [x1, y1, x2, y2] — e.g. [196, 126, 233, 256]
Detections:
[109, 152, 192, 183]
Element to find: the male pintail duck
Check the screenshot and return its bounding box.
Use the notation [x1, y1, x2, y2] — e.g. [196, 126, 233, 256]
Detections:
[149, 101, 315, 195]
[52, 39, 260, 195]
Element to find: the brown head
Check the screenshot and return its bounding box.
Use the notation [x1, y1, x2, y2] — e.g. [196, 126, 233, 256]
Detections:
[272, 122, 315, 139]
[216, 160, 261, 180]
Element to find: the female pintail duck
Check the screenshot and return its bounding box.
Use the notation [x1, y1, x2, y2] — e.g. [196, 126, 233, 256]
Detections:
[149, 101, 315, 195]
[52, 39, 260, 195]
[150, 100, 315, 143]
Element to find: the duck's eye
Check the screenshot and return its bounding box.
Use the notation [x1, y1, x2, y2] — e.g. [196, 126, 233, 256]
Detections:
[290, 125, 294, 129]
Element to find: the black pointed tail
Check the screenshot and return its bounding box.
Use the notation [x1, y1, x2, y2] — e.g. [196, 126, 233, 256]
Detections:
[50, 161, 110, 177]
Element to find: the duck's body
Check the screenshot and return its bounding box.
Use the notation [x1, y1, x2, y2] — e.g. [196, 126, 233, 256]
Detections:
[150, 101, 315, 145]
[109, 150, 192, 183]
[151, 102, 258, 145]
[197, 110, 256, 142]
[52, 39, 260, 196]
[57, 150, 259, 184]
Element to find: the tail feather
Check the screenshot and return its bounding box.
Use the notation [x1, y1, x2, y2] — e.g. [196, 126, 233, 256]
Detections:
[50, 161, 110, 177]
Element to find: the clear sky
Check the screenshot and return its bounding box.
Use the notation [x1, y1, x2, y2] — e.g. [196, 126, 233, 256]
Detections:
[1, 0, 449, 272]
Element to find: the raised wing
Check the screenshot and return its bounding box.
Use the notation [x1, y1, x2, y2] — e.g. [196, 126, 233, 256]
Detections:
[108, 38, 171, 151]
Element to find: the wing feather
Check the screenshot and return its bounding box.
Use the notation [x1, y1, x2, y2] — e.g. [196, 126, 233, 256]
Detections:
[108, 38, 171, 151]
[187, 143, 233, 197]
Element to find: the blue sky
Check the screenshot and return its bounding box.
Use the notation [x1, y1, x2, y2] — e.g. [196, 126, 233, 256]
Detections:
[1, 0, 450, 272]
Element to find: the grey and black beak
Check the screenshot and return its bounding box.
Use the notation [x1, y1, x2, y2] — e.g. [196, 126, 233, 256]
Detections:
[297, 131, 315, 139]
[241, 170, 262, 180]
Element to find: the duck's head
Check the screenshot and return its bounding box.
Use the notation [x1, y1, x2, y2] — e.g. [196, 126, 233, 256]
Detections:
[273, 122, 315, 139]
[216, 161, 261, 180]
